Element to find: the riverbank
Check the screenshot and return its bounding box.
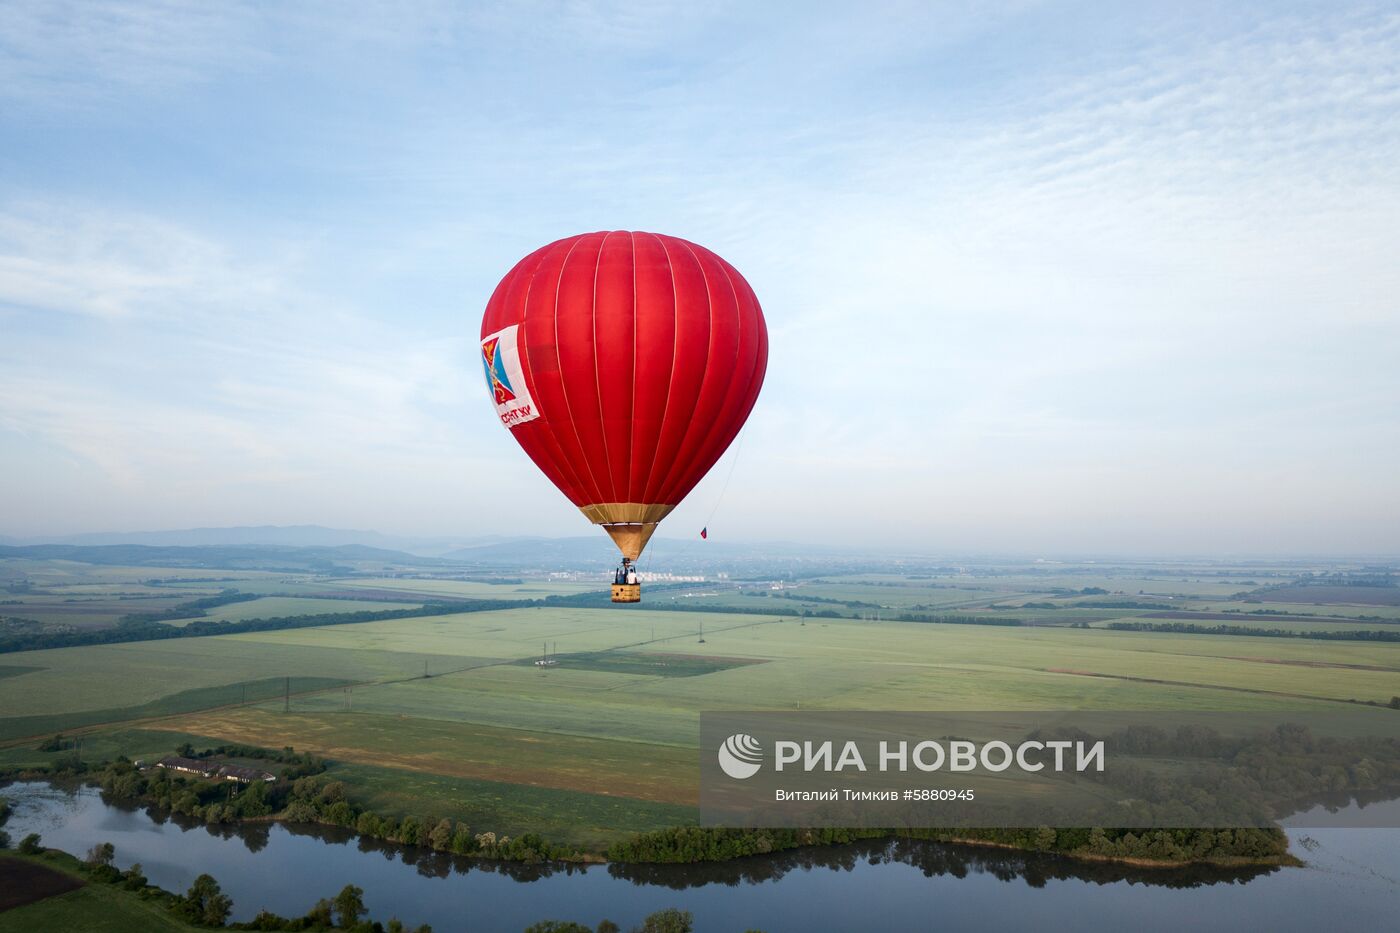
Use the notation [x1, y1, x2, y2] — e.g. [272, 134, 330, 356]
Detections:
[3, 759, 1296, 872]
[10, 782, 1398, 933]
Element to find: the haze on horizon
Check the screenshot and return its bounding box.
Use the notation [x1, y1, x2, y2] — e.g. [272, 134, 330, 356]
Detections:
[2, 2, 1398, 557]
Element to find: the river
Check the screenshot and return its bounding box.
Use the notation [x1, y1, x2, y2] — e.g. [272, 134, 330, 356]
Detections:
[3, 782, 1399, 932]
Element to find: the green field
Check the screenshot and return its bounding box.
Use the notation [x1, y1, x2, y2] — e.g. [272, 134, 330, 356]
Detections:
[4, 558, 1400, 852]
[0, 854, 195, 933]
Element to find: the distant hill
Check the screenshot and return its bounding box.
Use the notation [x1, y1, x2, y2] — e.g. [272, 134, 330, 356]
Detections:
[0, 525, 491, 557]
[0, 525, 863, 573]
[0, 542, 432, 572]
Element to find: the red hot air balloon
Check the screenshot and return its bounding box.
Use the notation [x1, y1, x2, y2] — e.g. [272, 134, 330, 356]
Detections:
[479, 231, 767, 602]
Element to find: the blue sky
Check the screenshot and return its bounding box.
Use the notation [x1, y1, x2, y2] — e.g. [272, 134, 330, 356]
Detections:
[2, 1, 1398, 555]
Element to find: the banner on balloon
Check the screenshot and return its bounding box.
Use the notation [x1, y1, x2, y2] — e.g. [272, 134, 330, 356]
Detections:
[481, 325, 540, 428]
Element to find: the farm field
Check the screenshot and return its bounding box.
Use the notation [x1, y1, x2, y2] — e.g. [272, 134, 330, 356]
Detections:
[4, 555, 1400, 851]
[0, 855, 195, 933]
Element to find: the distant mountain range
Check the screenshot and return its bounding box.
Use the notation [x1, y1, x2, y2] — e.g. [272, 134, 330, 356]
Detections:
[0, 525, 483, 556]
[0, 524, 855, 571]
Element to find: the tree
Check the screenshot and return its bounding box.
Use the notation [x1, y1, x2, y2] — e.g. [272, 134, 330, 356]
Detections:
[333, 884, 367, 929]
[305, 899, 334, 928]
[428, 818, 454, 851]
[237, 779, 271, 817]
[596, 922, 620, 933]
[122, 862, 147, 891]
[355, 811, 383, 836]
[325, 800, 355, 826]
[85, 841, 116, 868]
[449, 823, 475, 855]
[182, 873, 233, 926]
[638, 908, 693, 933]
[18, 833, 41, 854]
[0, 830, 10, 850]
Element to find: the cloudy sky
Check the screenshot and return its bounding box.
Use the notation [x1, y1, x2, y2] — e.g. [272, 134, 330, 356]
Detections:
[1, 1, 1397, 556]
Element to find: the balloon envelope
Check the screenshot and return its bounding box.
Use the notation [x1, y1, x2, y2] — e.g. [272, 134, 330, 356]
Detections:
[479, 231, 767, 560]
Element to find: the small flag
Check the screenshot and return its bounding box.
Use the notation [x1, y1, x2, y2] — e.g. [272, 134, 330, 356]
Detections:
[700, 527, 708, 539]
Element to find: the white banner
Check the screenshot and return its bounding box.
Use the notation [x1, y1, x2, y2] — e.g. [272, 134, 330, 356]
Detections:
[480, 324, 541, 428]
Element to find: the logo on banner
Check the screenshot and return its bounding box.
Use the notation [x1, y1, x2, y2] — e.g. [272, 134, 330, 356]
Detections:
[718, 733, 764, 779]
[480, 325, 540, 428]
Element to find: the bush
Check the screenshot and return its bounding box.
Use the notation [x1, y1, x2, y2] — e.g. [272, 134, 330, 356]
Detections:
[18, 832, 42, 854]
[638, 909, 693, 933]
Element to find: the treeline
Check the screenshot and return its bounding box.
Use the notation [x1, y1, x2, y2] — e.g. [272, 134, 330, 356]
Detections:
[84, 756, 584, 863]
[896, 613, 1022, 626]
[0, 599, 519, 654]
[607, 826, 885, 861]
[1283, 573, 1397, 588]
[1076, 600, 1177, 610]
[1106, 621, 1400, 642]
[604, 825, 1289, 865]
[771, 591, 882, 609]
[278, 775, 581, 863]
[524, 909, 692, 932]
[118, 588, 261, 624]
